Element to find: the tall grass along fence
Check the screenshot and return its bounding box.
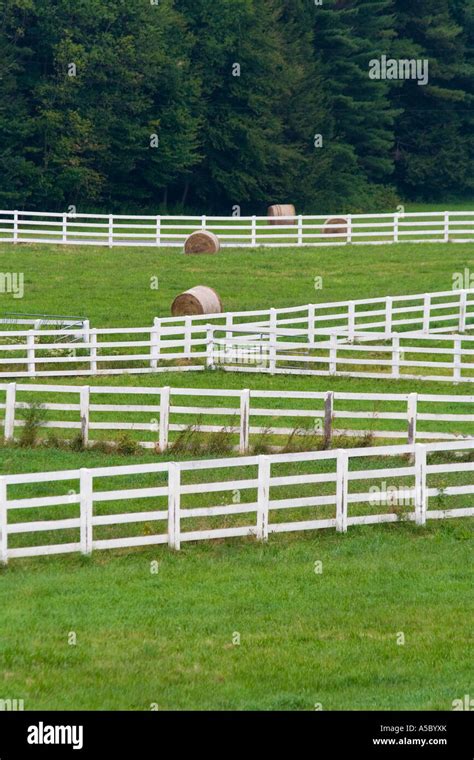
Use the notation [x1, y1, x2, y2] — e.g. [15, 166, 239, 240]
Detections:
[0, 289, 472, 379]
[1, 209, 474, 247]
[2, 382, 474, 452]
[1, 439, 473, 562]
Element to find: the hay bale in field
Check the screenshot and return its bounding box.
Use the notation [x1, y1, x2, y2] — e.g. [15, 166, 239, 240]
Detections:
[323, 217, 348, 236]
[171, 286, 223, 316]
[267, 204, 296, 226]
[183, 230, 220, 254]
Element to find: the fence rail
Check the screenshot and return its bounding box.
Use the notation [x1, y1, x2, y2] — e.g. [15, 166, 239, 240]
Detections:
[212, 327, 474, 383]
[0, 289, 472, 379]
[2, 382, 474, 451]
[1, 439, 473, 562]
[1, 210, 474, 247]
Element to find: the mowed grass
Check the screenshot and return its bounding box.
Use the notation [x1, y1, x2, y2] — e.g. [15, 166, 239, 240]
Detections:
[0, 521, 472, 711]
[0, 240, 472, 326]
[0, 235, 472, 711]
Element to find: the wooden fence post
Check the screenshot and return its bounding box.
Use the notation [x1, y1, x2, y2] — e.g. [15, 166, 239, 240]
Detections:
[347, 214, 352, 244]
[168, 463, 181, 550]
[62, 212, 68, 243]
[336, 450, 348, 533]
[444, 211, 449, 242]
[156, 216, 161, 246]
[307, 304, 315, 345]
[239, 389, 250, 454]
[347, 302, 355, 342]
[459, 290, 467, 333]
[150, 318, 160, 369]
[393, 213, 399, 243]
[298, 215, 303, 246]
[392, 335, 401, 379]
[80, 386, 90, 448]
[108, 214, 114, 247]
[453, 337, 462, 382]
[13, 210, 18, 244]
[159, 386, 170, 452]
[256, 456, 270, 541]
[80, 468, 93, 555]
[90, 329, 98, 373]
[385, 297, 393, 337]
[27, 332, 36, 375]
[329, 333, 337, 375]
[414, 444, 427, 527]
[324, 391, 334, 447]
[251, 216, 257, 246]
[0, 477, 7, 564]
[206, 325, 215, 369]
[4, 382, 16, 442]
[423, 294, 431, 334]
[184, 316, 192, 357]
[269, 308, 277, 374]
[407, 393, 418, 446]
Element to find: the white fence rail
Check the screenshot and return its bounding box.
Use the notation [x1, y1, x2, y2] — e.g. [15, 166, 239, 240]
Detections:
[1, 210, 474, 247]
[212, 327, 474, 383]
[1, 439, 473, 562]
[2, 382, 474, 451]
[0, 289, 472, 379]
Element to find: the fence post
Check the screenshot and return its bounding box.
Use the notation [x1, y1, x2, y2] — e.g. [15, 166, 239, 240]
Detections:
[239, 389, 250, 454]
[393, 213, 399, 243]
[184, 316, 192, 357]
[159, 386, 170, 453]
[453, 337, 462, 382]
[168, 463, 181, 550]
[82, 319, 90, 347]
[298, 215, 303, 246]
[347, 214, 352, 244]
[80, 386, 90, 448]
[150, 318, 160, 369]
[336, 450, 348, 533]
[307, 304, 315, 344]
[62, 212, 68, 243]
[0, 477, 7, 564]
[88, 329, 98, 374]
[423, 294, 431, 334]
[459, 290, 467, 333]
[27, 332, 36, 375]
[329, 333, 337, 375]
[13, 210, 19, 243]
[79, 468, 93, 555]
[256, 456, 270, 541]
[392, 335, 400, 379]
[444, 211, 449, 242]
[385, 297, 393, 337]
[156, 216, 161, 246]
[206, 325, 215, 369]
[324, 391, 334, 446]
[108, 214, 114, 248]
[251, 215, 257, 246]
[225, 313, 233, 358]
[347, 301, 355, 342]
[269, 308, 277, 374]
[414, 444, 427, 527]
[4, 382, 16, 442]
[407, 392, 418, 446]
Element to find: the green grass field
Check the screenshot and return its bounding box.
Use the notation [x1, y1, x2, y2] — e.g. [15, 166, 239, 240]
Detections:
[0, 230, 472, 710]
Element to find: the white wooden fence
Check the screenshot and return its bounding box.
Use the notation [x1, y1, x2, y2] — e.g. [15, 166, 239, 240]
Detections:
[2, 382, 474, 451]
[1, 439, 473, 562]
[1, 209, 474, 247]
[0, 289, 472, 379]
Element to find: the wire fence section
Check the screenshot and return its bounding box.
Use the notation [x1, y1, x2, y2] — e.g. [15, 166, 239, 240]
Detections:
[1, 382, 473, 451]
[1, 439, 473, 562]
[1, 210, 474, 247]
[0, 290, 472, 378]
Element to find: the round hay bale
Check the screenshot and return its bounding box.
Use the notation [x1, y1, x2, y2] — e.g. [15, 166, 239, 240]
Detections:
[323, 217, 348, 237]
[184, 230, 220, 254]
[267, 204, 296, 226]
[171, 286, 223, 317]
